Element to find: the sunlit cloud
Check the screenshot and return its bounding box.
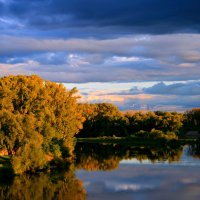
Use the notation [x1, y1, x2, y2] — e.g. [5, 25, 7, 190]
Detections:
[68, 81, 200, 111]
[179, 63, 196, 68]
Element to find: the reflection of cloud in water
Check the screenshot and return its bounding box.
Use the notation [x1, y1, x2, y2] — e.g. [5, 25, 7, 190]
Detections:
[76, 144, 200, 199]
[105, 181, 154, 192]
[77, 164, 200, 200]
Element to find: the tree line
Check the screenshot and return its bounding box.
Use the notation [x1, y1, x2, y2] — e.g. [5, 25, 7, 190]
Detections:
[0, 75, 199, 173]
[78, 103, 185, 140]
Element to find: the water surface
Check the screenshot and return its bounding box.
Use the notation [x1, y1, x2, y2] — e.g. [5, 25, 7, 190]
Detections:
[1, 143, 200, 200]
[75, 143, 200, 200]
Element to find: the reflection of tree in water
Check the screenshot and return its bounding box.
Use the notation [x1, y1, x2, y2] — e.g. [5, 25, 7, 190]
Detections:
[127, 145, 183, 163]
[75, 143, 121, 171]
[75, 142, 184, 171]
[0, 165, 86, 200]
[188, 141, 200, 159]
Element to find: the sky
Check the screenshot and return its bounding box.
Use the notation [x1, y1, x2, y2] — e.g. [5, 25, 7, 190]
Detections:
[0, 0, 200, 111]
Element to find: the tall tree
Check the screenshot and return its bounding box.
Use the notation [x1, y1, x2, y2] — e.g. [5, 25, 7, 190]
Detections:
[0, 75, 84, 173]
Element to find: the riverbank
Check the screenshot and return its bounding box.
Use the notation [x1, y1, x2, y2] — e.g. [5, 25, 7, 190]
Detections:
[76, 137, 198, 146]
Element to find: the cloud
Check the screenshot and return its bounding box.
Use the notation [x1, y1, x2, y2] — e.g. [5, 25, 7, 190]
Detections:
[3, 0, 200, 34]
[70, 81, 200, 111]
[0, 17, 24, 30]
[120, 94, 200, 111]
[144, 81, 200, 96]
[0, 34, 200, 83]
[82, 91, 152, 104]
[1, 34, 200, 59]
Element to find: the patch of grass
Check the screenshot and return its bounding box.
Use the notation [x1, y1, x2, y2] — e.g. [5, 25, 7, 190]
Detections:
[76, 137, 198, 146]
[76, 137, 165, 146]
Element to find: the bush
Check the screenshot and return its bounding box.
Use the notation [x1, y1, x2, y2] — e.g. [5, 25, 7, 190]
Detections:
[134, 129, 177, 140]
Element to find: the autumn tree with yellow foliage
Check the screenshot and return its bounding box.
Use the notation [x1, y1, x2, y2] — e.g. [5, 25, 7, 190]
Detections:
[0, 75, 84, 173]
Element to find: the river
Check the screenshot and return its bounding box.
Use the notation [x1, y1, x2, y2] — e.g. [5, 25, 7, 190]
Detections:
[1, 143, 200, 200]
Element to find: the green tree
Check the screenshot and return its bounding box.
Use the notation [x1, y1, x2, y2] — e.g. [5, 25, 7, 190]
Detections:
[184, 108, 200, 131]
[125, 111, 183, 137]
[78, 103, 127, 137]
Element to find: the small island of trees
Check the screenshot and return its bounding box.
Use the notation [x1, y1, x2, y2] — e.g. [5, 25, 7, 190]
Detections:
[0, 75, 200, 174]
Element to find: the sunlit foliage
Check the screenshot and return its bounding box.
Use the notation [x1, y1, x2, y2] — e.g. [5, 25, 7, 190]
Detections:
[0, 75, 84, 173]
[0, 110, 24, 155]
[125, 111, 183, 134]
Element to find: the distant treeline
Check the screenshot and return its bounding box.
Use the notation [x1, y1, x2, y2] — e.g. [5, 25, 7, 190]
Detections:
[78, 103, 200, 139]
[0, 75, 199, 174]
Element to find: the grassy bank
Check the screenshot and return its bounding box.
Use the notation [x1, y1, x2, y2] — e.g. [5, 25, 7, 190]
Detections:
[76, 137, 198, 146]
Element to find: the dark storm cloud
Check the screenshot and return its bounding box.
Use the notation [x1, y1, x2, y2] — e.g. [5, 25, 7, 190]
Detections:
[0, 2, 3, 13]
[3, 0, 200, 34]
